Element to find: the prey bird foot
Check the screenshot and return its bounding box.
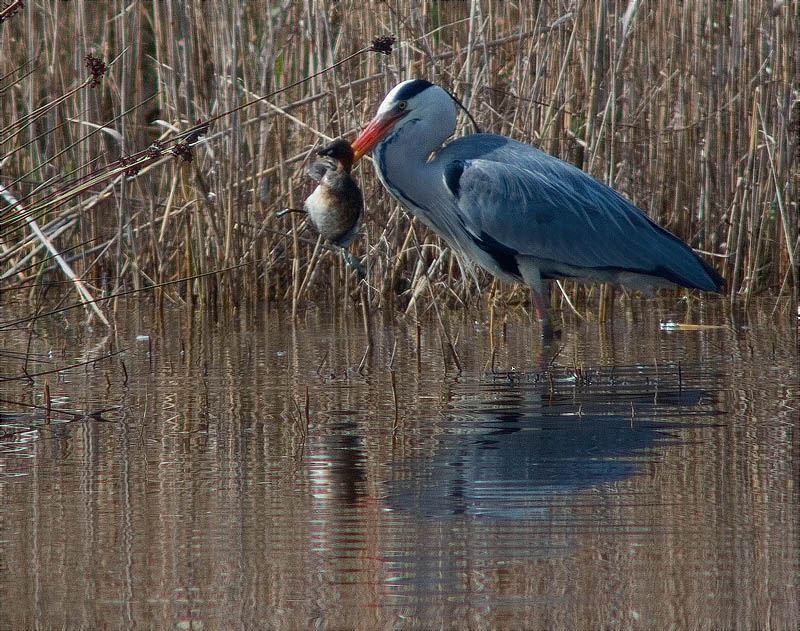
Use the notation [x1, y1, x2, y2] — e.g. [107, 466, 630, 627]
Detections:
[342, 250, 366, 280]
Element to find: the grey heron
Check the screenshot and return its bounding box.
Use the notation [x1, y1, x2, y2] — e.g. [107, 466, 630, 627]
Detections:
[351, 79, 724, 337]
[279, 139, 364, 276]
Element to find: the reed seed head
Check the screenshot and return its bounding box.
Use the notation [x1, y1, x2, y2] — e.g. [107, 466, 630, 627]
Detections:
[0, 0, 25, 24]
[370, 35, 395, 55]
[145, 143, 163, 159]
[84, 53, 106, 87]
[171, 142, 193, 163]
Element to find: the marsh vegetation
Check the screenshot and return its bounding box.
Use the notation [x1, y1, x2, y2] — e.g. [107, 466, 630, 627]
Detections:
[1, 1, 796, 324]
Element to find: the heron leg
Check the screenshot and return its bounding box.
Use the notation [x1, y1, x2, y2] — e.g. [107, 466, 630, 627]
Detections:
[531, 288, 554, 339]
[519, 260, 555, 340]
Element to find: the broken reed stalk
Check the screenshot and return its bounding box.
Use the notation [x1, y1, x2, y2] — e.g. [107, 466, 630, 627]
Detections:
[0, 349, 126, 383]
[304, 385, 310, 435]
[0, 183, 110, 325]
[43, 380, 51, 424]
[359, 284, 373, 348]
[390, 369, 399, 429]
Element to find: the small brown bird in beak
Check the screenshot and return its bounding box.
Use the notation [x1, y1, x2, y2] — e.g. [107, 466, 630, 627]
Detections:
[278, 139, 364, 277]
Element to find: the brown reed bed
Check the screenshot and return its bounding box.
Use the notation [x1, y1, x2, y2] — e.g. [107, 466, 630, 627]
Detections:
[1, 1, 797, 328]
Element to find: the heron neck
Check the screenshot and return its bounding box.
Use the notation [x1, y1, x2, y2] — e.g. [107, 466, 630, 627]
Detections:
[373, 125, 448, 229]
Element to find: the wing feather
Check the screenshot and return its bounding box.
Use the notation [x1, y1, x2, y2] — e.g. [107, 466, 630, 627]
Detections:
[438, 139, 721, 290]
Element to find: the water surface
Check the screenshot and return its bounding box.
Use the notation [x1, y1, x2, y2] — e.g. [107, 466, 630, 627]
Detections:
[0, 299, 797, 629]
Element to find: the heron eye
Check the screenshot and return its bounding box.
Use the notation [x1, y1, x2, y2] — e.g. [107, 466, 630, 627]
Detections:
[397, 100, 408, 111]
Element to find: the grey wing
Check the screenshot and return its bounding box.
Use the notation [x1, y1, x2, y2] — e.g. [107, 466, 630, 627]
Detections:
[451, 157, 722, 291]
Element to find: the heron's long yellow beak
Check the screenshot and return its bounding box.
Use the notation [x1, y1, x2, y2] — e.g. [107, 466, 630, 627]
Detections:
[351, 111, 403, 162]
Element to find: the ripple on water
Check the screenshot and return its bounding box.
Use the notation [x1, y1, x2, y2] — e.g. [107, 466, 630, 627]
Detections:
[0, 302, 796, 629]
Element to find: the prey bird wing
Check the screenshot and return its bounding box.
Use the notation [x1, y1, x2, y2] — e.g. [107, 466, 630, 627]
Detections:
[305, 156, 337, 183]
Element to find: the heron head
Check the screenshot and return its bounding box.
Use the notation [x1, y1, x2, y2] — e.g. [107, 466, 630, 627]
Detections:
[351, 79, 457, 162]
